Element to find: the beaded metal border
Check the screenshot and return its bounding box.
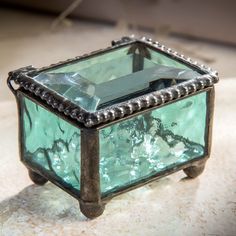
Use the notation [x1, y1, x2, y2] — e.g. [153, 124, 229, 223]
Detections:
[7, 36, 219, 128]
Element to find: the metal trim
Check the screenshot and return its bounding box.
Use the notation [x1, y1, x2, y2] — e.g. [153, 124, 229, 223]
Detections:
[80, 129, 101, 203]
[204, 87, 215, 157]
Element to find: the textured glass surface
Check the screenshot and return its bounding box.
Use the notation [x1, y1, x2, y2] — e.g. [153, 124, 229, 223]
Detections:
[99, 92, 207, 194]
[21, 96, 81, 191]
[33, 43, 201, 111]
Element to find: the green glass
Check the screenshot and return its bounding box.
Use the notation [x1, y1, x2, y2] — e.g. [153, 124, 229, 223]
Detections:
[32, 43, 201, 112]
[99, 92, 207, 195]
[20, 91, 208, 196]
[21, 96, 81, 191]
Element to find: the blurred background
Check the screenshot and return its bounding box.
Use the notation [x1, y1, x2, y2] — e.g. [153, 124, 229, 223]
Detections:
[0, 1, 236, 236]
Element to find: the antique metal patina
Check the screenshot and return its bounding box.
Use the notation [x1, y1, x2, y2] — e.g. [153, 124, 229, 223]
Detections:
[7, 36, 219, 218]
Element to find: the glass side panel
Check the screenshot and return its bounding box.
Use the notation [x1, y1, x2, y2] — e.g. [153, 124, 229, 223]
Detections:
[99, 92, 207, 195]
[21, 96, 81, 192]
[32, 43, 202, 112]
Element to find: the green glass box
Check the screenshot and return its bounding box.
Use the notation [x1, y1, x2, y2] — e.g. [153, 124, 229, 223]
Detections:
[7, 36, 219, 218]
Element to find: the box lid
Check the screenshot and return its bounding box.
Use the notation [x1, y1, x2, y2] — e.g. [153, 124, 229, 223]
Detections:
[8, 36, 219, 128]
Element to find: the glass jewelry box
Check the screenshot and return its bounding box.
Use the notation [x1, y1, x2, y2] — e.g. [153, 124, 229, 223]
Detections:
[7, 36, 219, 218]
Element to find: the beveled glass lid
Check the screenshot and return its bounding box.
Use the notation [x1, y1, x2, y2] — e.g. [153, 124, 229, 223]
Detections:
[8, 36, 219, 127]
[33, 42, 201, 112]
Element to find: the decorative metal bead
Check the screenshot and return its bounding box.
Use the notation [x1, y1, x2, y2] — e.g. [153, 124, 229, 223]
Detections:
[159, 94, 165, 104]
[70, 109, 79, 118]
[115, 107, 125, 117]
[34, 87, 41, 96]
[108, 110, 116, 120]
[85, 118, 93, 127]
[47, 96, 54, 105]
[102, 111, 109, 121]
[64, 107, 71, 115]
[52, 101, 58, 109]
[175, 88, 182, 98]
[141, 97, 150, 108]
[58, 104, 64, 112]
[29, 84, 35, 92]
[134, 101, 142, 110]
[125, 104, 133, 114]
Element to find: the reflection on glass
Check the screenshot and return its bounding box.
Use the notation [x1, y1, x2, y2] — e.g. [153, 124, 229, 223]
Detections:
[33, 43, 202, 111]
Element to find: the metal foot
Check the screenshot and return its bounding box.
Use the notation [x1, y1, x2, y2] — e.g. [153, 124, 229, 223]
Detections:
[183, 163, 206, 178]
[79, 201, 105, 219]
[28, 169, 48, 185]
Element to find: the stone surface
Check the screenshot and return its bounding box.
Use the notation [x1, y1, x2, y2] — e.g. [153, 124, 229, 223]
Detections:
[99, 92, 207, 194]
[33, 44, 200, 111]
[21, 96, 81, 192]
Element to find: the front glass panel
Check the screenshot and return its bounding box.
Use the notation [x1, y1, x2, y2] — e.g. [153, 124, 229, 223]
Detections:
[99, 92, 207, 195]
[32, 42, 202, 112]
[21, 96, 81, 192]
